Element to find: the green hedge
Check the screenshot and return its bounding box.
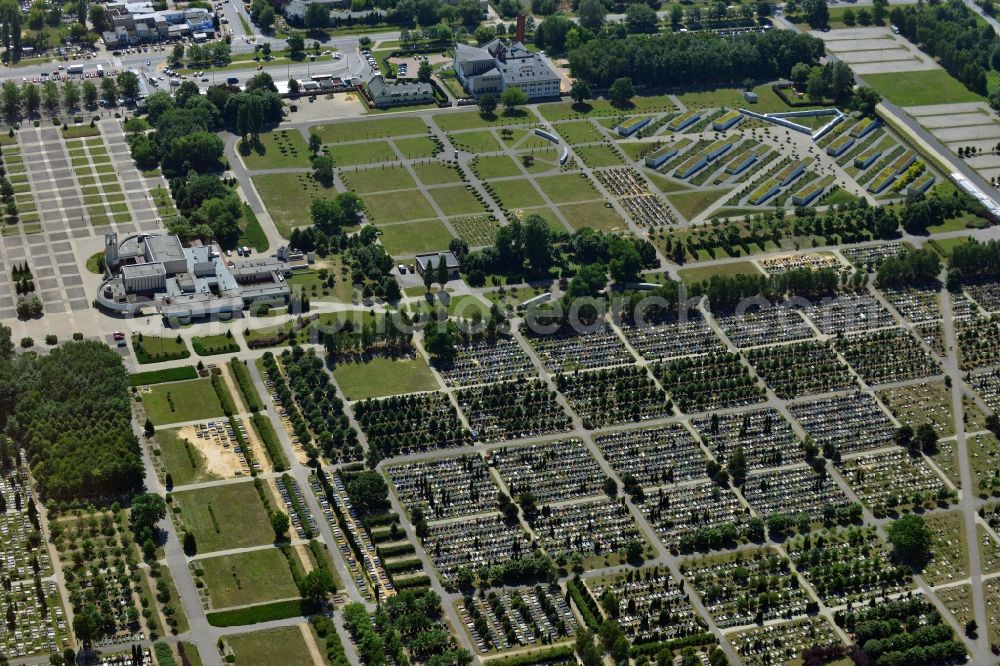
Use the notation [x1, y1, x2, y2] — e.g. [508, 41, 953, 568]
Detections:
[129, 366, 198, 386]
[228, 357, 262, 412]
[631, 633, 717, 657]
[383, 558, 422, 574]
[154, 643, 178, 666]
[206, 599, 317, 626]
[251, 414, 288, 472]
[211, 373, 237, 417]
[566, 576, 601, 630]
[391, 575, 430, 590]
[191, 338, 240, 356]
[377, 542, 416, 558]
[488, 645, 575, 666]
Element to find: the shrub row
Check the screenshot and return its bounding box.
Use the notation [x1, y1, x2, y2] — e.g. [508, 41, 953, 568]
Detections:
[251, 414, 288, 472]
[206, 599, 315, 627]
[228, 357, 261, 412]
[129, 366, 198, 386]
[566, 575, 601, 630]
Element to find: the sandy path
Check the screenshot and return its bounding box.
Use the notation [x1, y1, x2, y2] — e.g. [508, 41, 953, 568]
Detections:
[298, 622, 325, 666]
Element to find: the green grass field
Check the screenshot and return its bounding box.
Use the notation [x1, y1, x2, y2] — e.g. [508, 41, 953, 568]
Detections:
[332, 356, 438, 400]
[537, 94, 675, 121]
[554, 120, 605, 145]
[667, 188, 730, 221]
[313, 117, 428, 142]
[239, 130, 310, 170]
[285, 262, 354, 303]
[559, 202, 627, 232]
[394, 136, 440, 159]
[864, 70, 984, 107]
[341, 166, 416, 194]
[253, 173, 338, 237]
[448, 130, 504, 153]
[192, 335, 241, 356]
[427, 185, 485, 216]
[473, 155, 522, 179]
[200, 548, 299, 608]
[155, 429, 219, 487]
[174, 482, 275, 553]
[133, 334, 190, 364]
[489, 179, 545, 208]
[226, 626, 315, 666]
[536, 174, 601, 203]
[363, 190, 437, 223]
[412, 162, 462, 186]
[379, 219, 455, 256]
[143, 378, 224, 425]
[575, 144, 625, 167]
[678, 260, 762, 285]
[434, 108, 538, 132]
[328, 140, 398, 166]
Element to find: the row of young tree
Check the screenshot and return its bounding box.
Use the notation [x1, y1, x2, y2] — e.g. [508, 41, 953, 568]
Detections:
[0, 72, 140, 119]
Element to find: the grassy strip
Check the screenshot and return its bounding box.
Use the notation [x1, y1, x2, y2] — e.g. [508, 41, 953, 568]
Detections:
[251, 414, 288, 472]
[211, 372, 238, 416]
[154, 643, 178, 666]
[566, 575, 601, 630]
[129, 366, 198, 386]
[206, 599, 314, 627]
[488, 645, 576, 666]
[631, 633, 717, 657]
[240, 202, 269, 253]
[228, 357, 262, 412]
[192, 336, 240, 356]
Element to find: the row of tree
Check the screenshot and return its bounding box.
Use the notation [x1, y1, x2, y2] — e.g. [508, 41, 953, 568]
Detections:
[0, 72, 140, 119]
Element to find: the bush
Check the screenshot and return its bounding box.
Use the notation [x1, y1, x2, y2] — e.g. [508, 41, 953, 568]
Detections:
[251, 414, 288, 471]
[45, 334, 57, 345]
[211, 374, 237, 416]
[206, 599, 316, 626]
[128, 366, 199, 387]
[20, 337, 33, 348]
[228, 358, 261, 412]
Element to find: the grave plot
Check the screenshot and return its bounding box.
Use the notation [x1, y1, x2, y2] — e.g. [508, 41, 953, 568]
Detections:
[956, 317, 1000, 370]
[936, 585, 975, 640]
[834, 328, 940, 385]
[457, 380, 572, 442]
[263, 350, 361, 464]
[785, 527, 911, 606]
[0, 464, 52, 580]
[880, 286, 940, 323]
[594, 167, 650, 197]
[915, 320, 946, 355]
[639, 481, 745, 552]
[964, 279, 1000, 312]
[789, 393, 895, 456]
[965, 433, 1000, 498]
[841, 242, 907, 270]
[276, 475, 316, 540]
[388, 454, 499, 521]
[692, 408, 805, 470]
[0, 579, 66, 659]
[837, 598, 966, 666]
[587, 567, 704, 645]
[436, 335, 535, 387]
[713, 306, 815, 348]
[618, 313, 723, 361]
[742, 466, 854, 524]
[747, 341, 857, 399]
[528, 496, 644, 565]
[802, 292, 896, 335]
[970, 368, 1000, 412]
[488, 439, 607, 503]
[878, 380, 964, 437]
[554, 366, 671, 429]
[620, 194, 676, 229]
[353, 392, 470, 459]
[653, 352, 765, 413]
[759, 253, 840, 275]
[838, 448, 950, 513]
[978, 521, 1000, 575]
[594, 423, 707, 489]
[524, 325, 633, 373]
[730, 616, 845, 666]
[461, 586, 577, 653]
[951, 290, 980, 319]
[683, 548, 809, 628]
[987, 579, 1000, 650]
[422, 515, 530, 582]
[922, 511, 968, 585]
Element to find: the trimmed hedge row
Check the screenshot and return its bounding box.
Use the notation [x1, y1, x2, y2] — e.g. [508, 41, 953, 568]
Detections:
[383, 558, 422, 574]
[211, 372, 237, 417]
[206, 599, 317, 627]
[377, 542, 416, 558]
[566, 576, 601, 630]
[488, 645, 576, 666]
[391, 575, 430, 590]
[129, 366, 198, 386]
[251, 413, 288, 472]
[228, 357, 262, 412]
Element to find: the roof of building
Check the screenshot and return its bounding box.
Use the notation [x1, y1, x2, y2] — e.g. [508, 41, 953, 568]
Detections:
[367, 75, 432, 98]
[416, 252, 461, 270]
[122, 262, 166, 279]
[145, 234, 186, 264]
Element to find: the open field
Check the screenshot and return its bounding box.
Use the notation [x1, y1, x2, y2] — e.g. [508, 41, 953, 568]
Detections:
[200, 548, 299, 609]
[332, 356, 438, 400]
[864, 70, 984, 107]
[173, 482, 275, 553]
[143, 379, 225, 425]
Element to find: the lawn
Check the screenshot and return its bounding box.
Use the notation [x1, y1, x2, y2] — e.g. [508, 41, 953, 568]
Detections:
[239, 130, 310, 170]
[412, 162, 462, 186]
[341, 166, 416, 194]
[379, 219, 455, 256]
[286, 262, 354, 303]
[200, 548, 299, 608]
[85, 251, 105, 274]
[192, 334, 241, 356]
[489, 179, 545, 208]
[448, 130, 504, 153]
[555, 120, 605, 145]
[312, 117, 427, 142]
[253, 173, 338, 236]
[678, 260, 762, 285]
[929, 237, 971, 257]
[434, 108, 537, 132]
[363, 190, 437, 223]
[328, 140, 398, 166]
[537, 95, 675, 121]
[155, 428, 219, 487]
[667, 188, 730, 221]
[473, 155, 522, 179]
[675, 84, 816, 114]
[559, 202, 627, 232]
[332, 355, 438, 400]
[863, 70, 984, 107]
[174, 482, 275, 553]
[143, 378, 225, 425]
[411, 292, 493, 319]
[394, 136, 441, 159]
[574, 144, 625, 167]
[536, 174, 601, 203]
[227, 626, 315, 666]
[519, 207, 567, 233]
[133, 334, 190, 364]
[427, 185, 485, 216]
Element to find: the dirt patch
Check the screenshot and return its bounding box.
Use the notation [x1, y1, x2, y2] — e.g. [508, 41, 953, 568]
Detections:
[177, 424, 242, 478]
[294, 544, 315, 574]
[238, 415, 272, 474]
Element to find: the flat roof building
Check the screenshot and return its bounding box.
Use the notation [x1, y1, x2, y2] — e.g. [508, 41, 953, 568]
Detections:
[454, 40, 560, 100]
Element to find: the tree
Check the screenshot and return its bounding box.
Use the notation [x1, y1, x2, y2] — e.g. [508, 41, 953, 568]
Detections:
[258, 5, 275, 31]
[477, 92, 497, 117]
[418, 59, 433, 83]
[887, 513, 932, 562]
[790, 62, 812, 87]
[101, 77, 119, 105]
[287, 34, 305, 58]
[42, 81, 59, 115]
[82, 80, 98, 108]
[299, 568, 335, 604]
[570, 80, 591, 106]
[308, 132, 322, 155]
[806, 68, 825, 101]
[270, 510, 290, 539]
[118, 70, 141, 101]
[21, 83, 39, 117]
[129, 493, 166, 544]
[609, 77, 634, 108]
[852, 85, 881, 116]
[842, 7, 855, 25]
[72, 605, 103, 647]
[1, 81, 20, 118]
[182, 531, 197, 555]
[577, 0, 606, 30]
[803, 0, 828, 28]
[670, 4, 683, 26]
[288, 77, 300, 96]
[89, 4, 110, 32]
[499, 87, 528, 113]
[436, 255, 449, 286]
[626, 2, 659, 33]
[143, 418, 155, 437]
[425, 326, 456, 364]
[304, 2, 329, 30]
[347, 471, 389, 516]
[312, 155, 334, 185]
[893, 424, 913, 449]
[62, 80, 79, 109]
[914, 422, 938, 453]
[423, 263, 435, 292]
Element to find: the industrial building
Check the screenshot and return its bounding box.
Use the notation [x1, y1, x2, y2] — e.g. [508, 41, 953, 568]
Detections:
[97, 233, 291, 320]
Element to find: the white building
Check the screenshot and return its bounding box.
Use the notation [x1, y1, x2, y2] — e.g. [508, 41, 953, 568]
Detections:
[454, 40, 560, 100]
